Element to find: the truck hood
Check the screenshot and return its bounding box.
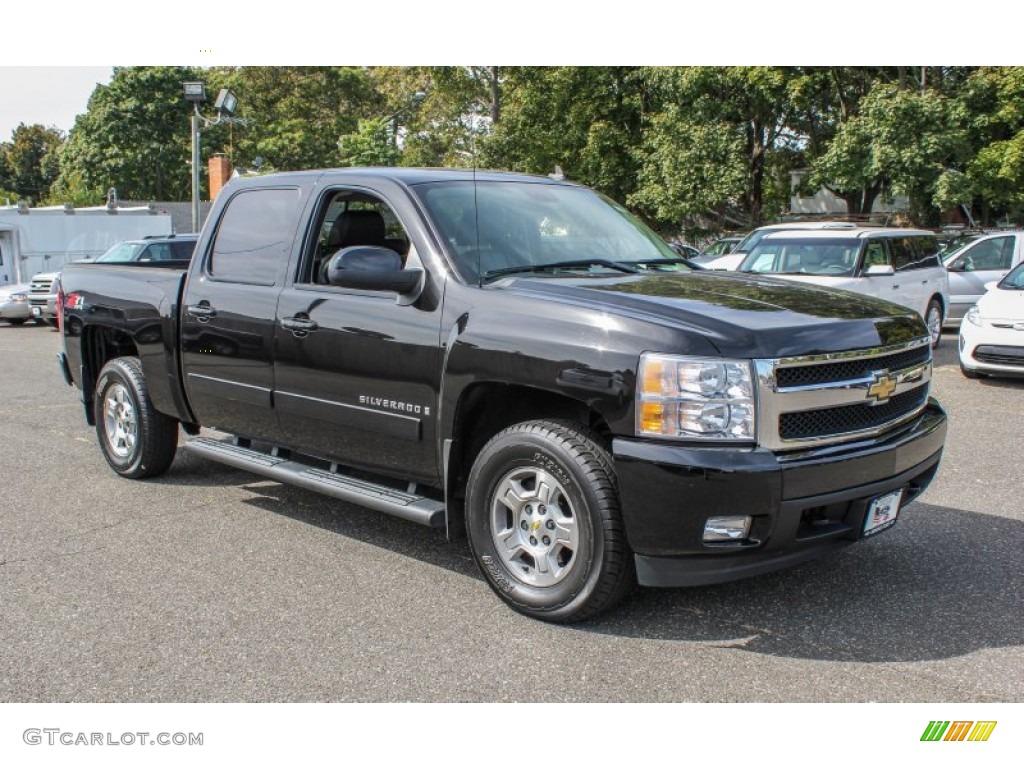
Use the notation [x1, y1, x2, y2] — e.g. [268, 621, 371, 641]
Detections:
[503, 271, 926, 358]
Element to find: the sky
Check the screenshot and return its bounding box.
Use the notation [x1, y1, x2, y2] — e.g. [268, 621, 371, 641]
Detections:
[0, 67, 112, 140]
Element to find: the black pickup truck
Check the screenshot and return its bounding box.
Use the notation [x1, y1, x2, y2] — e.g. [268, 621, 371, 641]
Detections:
[57, 168, 948, 622]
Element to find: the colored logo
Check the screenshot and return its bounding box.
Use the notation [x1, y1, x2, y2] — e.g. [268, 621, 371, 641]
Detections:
[920, 721, 997, 742]
[867, 371, 897, 404]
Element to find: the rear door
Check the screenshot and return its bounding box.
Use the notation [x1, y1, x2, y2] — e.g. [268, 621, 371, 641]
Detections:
[181, 186, 307, 442]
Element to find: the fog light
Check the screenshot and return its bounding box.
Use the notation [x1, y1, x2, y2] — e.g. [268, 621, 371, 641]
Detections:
[703, 516, 752, 542]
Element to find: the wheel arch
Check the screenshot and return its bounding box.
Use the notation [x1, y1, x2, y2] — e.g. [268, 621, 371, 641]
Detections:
[443, 381, 613, 539]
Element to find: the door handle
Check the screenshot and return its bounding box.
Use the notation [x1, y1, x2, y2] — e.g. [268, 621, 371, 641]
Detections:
[187, 303, 217, 322]
[281, 316, 319, 336]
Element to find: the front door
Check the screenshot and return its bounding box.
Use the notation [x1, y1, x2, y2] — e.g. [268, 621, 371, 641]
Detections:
[948, 235, 1017, 320]
[273, 186, 444, 484]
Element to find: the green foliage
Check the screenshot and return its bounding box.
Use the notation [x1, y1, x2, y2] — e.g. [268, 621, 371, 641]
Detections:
[633, 66, 795, 228]
[338, 118, 400, 167]
[484, 67, 643, 202]
[55, 66, 202, 201]
[0, 123, 64, 204]
[216, 66, 381, 170]
[30, 65, 1024, 228]
[809, 81, 968, 219]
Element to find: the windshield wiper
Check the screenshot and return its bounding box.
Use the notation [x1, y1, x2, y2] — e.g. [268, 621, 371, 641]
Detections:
[482, 259, 639, 281]
[620, 257, 697, 270]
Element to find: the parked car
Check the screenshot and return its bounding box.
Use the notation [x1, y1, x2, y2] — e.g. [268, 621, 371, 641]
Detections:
[0, 283, 32, 325]
[29, 234, 199, 326]
[958, 261, 1024, 379]
[693, 235, 743, 264]
[943, 231, 1024, 327]
[699, 222, 860, 271]
[669, 242, 700, 260]
[27, 272, 60, 326]
[737, 228, 949, 347]
[90, 233, 199, 264]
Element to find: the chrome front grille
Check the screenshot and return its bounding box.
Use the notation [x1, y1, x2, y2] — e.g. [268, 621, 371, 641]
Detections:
[755, 338, 933, 451]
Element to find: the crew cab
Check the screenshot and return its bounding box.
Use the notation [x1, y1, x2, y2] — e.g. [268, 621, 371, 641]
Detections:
[57, 169, 948, 622]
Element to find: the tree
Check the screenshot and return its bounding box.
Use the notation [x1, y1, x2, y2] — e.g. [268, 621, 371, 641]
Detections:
[632, 67, 793, 230]
[216, 66, 381, 170]
[0, 123, 64, 203]
[337, 118, 400, 167]
[54, 66, 203, 202]
[809, 81, 968, 223]
[484, 67, 644, 203]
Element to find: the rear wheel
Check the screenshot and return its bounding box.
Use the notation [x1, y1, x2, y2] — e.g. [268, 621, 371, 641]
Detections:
[465, 419, 634, 623]
[926, 299, 943, 349]
[94, 357, 178, 479]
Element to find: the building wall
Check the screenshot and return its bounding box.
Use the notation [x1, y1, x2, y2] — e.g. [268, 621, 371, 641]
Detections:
[789, 170, 908, 215]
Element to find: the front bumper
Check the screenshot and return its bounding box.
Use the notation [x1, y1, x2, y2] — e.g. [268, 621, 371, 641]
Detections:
[959, 320, 1024, 376]
[0, 300, 32, 320]
[613, 400, 947, 587]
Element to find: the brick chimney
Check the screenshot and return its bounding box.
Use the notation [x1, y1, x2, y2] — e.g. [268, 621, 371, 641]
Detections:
[208, 154, 232, 200]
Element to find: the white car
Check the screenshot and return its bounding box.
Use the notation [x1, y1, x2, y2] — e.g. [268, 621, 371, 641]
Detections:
[737, 228, 949, 347]
[958, 261, 1024, 379]
[702, 221, 860, 271]
[0, 283, 32, 325]
[943, 231, 1024, 326]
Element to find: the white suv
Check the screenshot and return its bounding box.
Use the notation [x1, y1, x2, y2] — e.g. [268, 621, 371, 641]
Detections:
[737, 228, 949, 347]
[702, 221, 859, 270]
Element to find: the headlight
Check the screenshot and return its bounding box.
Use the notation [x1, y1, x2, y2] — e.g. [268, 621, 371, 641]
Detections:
[637, 353, 756, 441]
[965, 306, 982, 326]
[11, 292, 28, 302]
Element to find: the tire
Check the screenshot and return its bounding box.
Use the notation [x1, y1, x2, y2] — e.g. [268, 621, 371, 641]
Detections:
[465, 419, 635, 623]
[5, 318, 27, 326]
[925, 299, 943, 349]
[94, 356, 178, 479]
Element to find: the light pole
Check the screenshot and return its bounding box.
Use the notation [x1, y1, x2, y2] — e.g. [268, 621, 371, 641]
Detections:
[182, 82, 242, 233]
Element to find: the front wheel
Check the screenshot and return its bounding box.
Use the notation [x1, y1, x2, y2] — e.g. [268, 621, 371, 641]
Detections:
[926, 299, 943, 349]
[94, 357, 179, 479]
[465, 420, 635, 623]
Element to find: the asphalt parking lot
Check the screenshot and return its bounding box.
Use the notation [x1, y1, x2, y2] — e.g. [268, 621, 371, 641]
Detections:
[1, 322, 1021, 702]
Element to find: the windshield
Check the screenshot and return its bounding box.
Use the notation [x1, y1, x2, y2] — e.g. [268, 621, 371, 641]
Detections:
[998, 261, 1024, 289]
[732, 229, 769, 254]
[95, 242, 145, 263]
[412, 181, 683, 281]
[739, 237, 860, 276]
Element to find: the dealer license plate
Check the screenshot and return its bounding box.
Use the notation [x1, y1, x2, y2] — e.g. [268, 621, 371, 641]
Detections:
[863, 489, 903, 537]
[31, 306, 41, 317]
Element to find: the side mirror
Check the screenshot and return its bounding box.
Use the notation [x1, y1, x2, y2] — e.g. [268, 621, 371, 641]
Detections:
[947, 258, 965, 272]
[327, 246, 422, 294]
[864, 264, 895, 276]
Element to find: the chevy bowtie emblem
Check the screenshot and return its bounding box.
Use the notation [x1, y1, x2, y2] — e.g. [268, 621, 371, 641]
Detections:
[867, 371, 897, 404]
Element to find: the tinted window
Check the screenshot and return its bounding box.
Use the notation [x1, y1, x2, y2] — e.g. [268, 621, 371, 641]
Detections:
[209, 188, 301, 284]
[911, 235, 940, 268]
[960, 236, 1014, 271]
[170, 240, 197, 260]
[888, 237, 916, 271]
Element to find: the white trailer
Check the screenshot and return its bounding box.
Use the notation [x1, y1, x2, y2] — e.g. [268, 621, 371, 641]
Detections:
[0, 204, 173, 286]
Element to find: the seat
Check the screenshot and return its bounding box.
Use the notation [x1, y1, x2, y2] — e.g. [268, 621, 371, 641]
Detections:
[320, 210, 389, 283]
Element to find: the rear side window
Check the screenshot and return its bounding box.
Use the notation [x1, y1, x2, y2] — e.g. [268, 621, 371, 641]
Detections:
[170, 240, 197, 260]
[888, 237, 916, 271]
[912, 236, 940, 268]
[209, 188, 302, 284]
